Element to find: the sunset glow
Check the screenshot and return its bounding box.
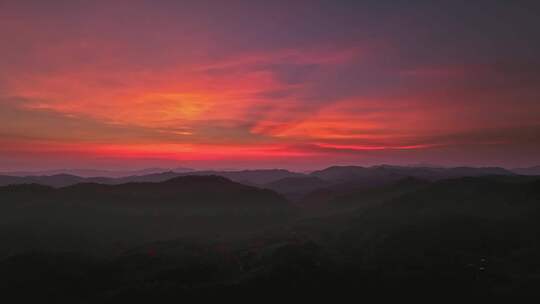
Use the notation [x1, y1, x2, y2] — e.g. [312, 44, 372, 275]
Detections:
[1, 1, 539, 171]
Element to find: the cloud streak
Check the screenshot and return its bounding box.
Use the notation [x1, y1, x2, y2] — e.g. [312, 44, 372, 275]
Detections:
[1, 0, 539, 169]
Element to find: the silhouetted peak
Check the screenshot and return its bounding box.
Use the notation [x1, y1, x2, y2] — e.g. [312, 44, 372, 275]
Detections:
[267, 176, 326, 186]
[449, 166, 514, 175]
[162, 175, 234, 185]
[512, 165, 540, 175]
[235, 169, 293, 174]
[61, 182, 111, 192]
[316, 165, 366, 171]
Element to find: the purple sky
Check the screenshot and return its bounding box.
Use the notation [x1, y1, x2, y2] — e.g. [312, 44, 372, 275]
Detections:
[1, 0, 539, 171]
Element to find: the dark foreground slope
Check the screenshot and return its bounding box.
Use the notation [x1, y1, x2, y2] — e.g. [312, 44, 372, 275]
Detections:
[288, 176, 540, 298]
[1, 175, 540, 302]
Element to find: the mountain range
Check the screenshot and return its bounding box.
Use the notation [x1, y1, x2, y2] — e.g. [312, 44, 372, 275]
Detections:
[1, 165, 540, 301]
[0, 175, 295, 256]
[0, 165, 519, 189]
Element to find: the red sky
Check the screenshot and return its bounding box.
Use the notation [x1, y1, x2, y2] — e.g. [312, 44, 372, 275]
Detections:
[1, 0, 539, 171]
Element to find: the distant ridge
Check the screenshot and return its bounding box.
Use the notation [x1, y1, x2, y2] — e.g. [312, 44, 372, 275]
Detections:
[0, 169, 303, 187]
[513, 165, 540, 176]
[310, 165, 514, 183]
[0, 174, 297, 254]
[0, 165, 515, 188]
[1, 175, 292, 211]
[0, 167, 194, 178]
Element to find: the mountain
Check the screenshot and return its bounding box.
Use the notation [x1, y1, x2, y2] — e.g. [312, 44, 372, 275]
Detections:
[111, 169, 304, 186]
[263, 176, 330, 201]
[0, 175, 296, 255]
[513, 165, 540, 176]
[335, 176, 540, 264]
[271, 165, 515, 212]
[0, 169, 303, 188]
[292, 175, 540, 240]
[280, 175, 540, 298]
[0, 167, 194, 178]
[57, 175, 292, 212]
[1, 174, 540, 301]
[0, 166, 515, 189]
[300, 177, 431, 215]
[0, 174, 112, 187]
[0, 171, 190, 187]
[182, 169, 305, 185]
[310, 165, 514, 184]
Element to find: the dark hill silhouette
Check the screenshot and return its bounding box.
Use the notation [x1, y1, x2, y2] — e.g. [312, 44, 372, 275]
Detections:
[0, 169, 304, 188]
[263, 176, 330, 201]
[0, 174, 111, 188]
[0, 167, 193, 178]
[332, 176, 540, 272]
[289, 165, 516, 208]
[176, 169, 305, 185]
[0, 175, 296, 255]
[299, 177, 431, 215]
[270, 175, 540, 298]
[112, 169, 304, 186]
[310, 165, 514, 183]
[513, 165, 540, 175]
[57, 175, 291, 211]
[1, 174, 540, 301]
[290, 177, 397, 215]
[291, 175, 540, 240]
[0, 166, 515, 191]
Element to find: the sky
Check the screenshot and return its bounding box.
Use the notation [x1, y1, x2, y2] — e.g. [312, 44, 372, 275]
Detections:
[1, 0, 539, 171]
